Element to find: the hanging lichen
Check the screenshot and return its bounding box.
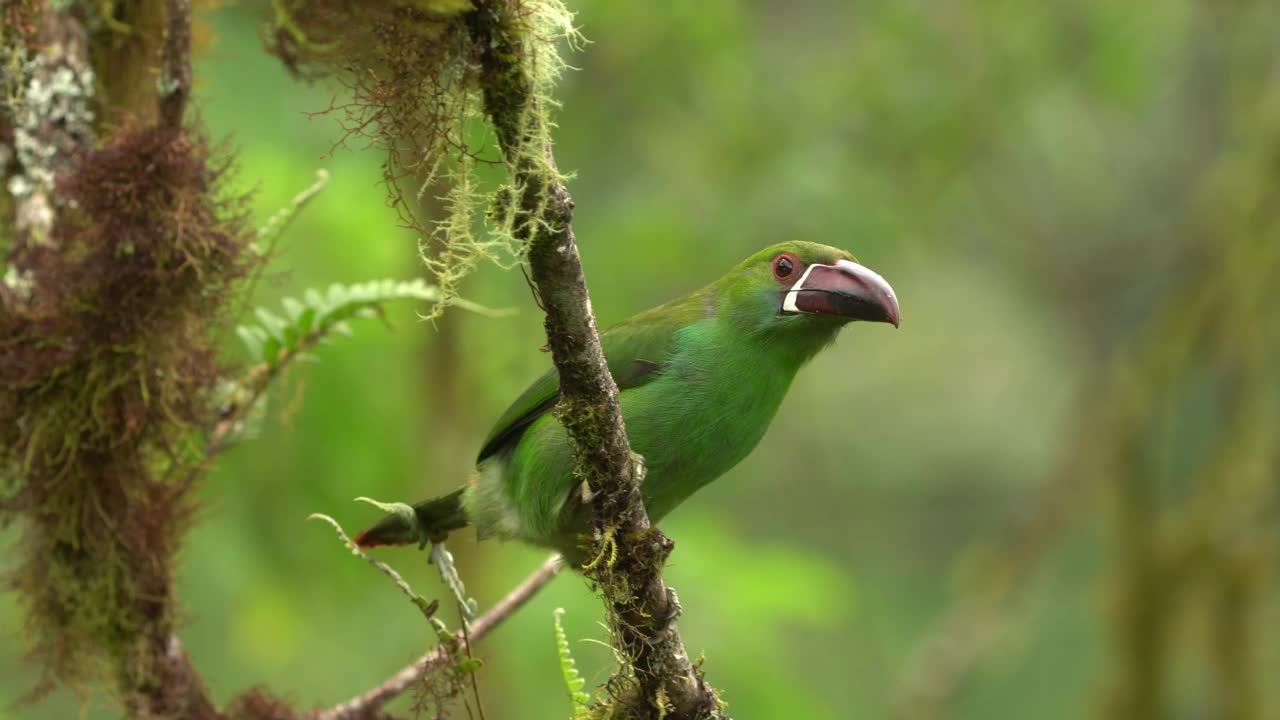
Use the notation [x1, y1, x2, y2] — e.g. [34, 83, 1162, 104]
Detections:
[264, 0, 580, 318]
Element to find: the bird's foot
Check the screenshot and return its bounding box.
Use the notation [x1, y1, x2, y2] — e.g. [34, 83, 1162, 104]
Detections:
[663, 587, 683, 626]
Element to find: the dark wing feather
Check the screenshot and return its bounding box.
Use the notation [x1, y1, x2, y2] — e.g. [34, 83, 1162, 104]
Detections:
[475, 300, 700, 463]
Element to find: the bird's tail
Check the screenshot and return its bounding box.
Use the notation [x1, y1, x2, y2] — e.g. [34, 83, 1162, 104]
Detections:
[354, 488, 469, 549]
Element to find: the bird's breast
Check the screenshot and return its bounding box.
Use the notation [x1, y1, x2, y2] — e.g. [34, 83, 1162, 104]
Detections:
[621, 349, 796, 520]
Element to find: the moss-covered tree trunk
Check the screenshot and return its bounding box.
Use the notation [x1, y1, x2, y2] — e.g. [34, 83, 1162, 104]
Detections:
[1, 1, 250, 716]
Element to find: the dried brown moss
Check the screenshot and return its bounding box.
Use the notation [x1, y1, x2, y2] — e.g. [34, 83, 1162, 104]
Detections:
[224, 687, 303, 720]
[0, 123, 254, 698]
[266, 0, 476, 224]
[1, 0, 40, 59]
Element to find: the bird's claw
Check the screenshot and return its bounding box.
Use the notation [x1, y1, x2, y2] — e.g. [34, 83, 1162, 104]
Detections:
[664, 587, 683, 626]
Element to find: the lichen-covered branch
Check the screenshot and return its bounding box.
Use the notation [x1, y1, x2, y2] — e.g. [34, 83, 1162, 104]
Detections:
[465, 3, 724, 718]
[1, 4, 94, 260]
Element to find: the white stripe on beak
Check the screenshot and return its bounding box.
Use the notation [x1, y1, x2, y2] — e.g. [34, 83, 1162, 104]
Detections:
[781, 263, 819, 314]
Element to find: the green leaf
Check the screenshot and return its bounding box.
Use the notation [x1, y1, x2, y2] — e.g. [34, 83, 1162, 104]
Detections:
[254, 308, 287, 341]
[282, 297, 306, 322]
[303, 288, 324, 310]
[282, 323, 299, 351]
[263, 336, 281, 366]
[236, 325, 263, 359]
[296, 307, 316, 337]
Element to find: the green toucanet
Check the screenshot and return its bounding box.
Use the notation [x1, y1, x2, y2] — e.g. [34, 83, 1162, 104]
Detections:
[356, 241, 900, 563]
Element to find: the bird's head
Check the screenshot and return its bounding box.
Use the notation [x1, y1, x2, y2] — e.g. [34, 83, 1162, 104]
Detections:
[718, 241, 900, 342]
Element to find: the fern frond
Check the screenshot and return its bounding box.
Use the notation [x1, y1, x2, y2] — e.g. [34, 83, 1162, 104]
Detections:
[213, 279, 507, 449]
[236, 278, 505, 369]
[554, 608, 592, 718]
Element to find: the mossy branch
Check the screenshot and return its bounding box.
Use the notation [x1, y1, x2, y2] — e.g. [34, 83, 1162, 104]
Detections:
[1, 0, 242, 717]
[465, 2, 724, 717]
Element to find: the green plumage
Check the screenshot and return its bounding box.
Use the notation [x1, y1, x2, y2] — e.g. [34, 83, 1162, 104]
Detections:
[357, 241, 899, 562]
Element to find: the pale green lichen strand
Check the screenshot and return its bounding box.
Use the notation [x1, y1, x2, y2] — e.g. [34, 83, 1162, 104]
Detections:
[266, 0, 581, 319]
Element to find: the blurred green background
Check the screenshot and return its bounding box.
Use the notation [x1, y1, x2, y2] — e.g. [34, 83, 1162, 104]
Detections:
[4, 1, 1279, 718]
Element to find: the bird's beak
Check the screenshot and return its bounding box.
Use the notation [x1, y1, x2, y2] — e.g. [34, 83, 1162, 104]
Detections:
[781, 259, 901, 327]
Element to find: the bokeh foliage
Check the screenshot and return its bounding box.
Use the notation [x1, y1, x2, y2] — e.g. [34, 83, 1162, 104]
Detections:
[2, 0, 1278, 718]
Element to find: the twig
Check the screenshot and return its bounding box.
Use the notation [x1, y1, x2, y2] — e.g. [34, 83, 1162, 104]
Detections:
[459, 600, 487, 720]
[309, 513, 441, 619]
[313, 554, 563, 720]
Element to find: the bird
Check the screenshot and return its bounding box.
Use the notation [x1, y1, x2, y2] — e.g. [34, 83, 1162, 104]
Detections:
[355, 241, 899, 564]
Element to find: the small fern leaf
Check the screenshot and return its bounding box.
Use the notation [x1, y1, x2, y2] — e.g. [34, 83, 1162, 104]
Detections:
[254, 308, 288, 341]
[326, 283, 348, 308]
[236, 325, 263, 360]
[282, 297, 306, 323]
[554, 608, 592, 717]
[263, 336, 282, 367]
[295, 307, 316, 338]
[303, 288, 324, 311]
[239, 278, 508, 369]
[282, 323, 299, 352]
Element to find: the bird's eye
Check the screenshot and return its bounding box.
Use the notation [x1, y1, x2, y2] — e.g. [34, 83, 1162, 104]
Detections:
[772, 254, 798, 281]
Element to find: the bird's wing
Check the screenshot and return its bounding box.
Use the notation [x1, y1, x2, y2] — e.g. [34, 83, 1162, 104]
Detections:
[476, 306, 693, 463]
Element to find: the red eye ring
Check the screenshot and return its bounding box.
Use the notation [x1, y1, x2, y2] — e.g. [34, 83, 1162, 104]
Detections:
[772, 253, 801, 282]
